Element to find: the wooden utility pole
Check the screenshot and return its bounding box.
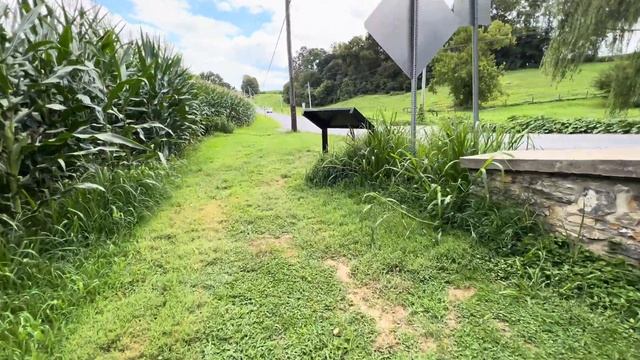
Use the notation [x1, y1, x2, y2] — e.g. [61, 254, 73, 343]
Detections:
[285, 0, 297, 132]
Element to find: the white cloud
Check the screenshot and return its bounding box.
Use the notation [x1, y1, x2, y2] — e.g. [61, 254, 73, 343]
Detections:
[101, 0, 381, 90]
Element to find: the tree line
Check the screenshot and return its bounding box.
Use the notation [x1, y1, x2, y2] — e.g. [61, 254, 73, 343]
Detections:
[283, 0, 640, 110]
[198, 72, 261, 97]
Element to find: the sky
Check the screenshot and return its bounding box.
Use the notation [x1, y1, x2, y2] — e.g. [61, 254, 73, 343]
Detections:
[94, 0, 381, 90]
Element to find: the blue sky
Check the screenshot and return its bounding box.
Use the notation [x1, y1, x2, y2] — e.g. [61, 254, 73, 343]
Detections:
[97, 0, 271, 37]
[90, 0, 379, 90]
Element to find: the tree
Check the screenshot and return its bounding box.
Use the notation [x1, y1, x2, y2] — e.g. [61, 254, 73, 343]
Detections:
[294, 47, 328, 72]
[241, 75, 260, 96]
[543, 0, 640, 111]
[199, 71, 232, 89]
[491, 0, 554, 69]
[283, 35, 411, 107]
[429, 21, 514, 108]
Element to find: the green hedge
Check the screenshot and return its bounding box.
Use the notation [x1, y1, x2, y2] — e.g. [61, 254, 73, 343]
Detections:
[502, 116, 640, 134]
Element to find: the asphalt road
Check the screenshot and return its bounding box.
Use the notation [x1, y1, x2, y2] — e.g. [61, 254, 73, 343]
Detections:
[262, 110, 640, 150]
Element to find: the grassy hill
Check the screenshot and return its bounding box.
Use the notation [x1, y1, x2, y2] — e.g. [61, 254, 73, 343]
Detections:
[255, 62, 640, 123]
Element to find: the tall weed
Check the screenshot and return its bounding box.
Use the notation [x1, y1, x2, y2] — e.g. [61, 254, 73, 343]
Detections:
[307, 117, 640, 328]
[306, 117, 534, 245]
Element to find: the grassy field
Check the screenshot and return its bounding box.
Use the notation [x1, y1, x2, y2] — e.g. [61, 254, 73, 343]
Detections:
[55, 116, 639, 359]
[255, 62, 640, 123]
[253, 92, 302, 115]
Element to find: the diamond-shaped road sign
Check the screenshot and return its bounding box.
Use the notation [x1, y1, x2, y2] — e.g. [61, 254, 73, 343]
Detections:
[365, 0, 490, 78]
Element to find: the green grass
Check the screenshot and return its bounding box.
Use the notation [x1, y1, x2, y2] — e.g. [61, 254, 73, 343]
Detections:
[259, 62, 640, 123]
[253, 93, 302, 115]
[54, 116, 639, 359]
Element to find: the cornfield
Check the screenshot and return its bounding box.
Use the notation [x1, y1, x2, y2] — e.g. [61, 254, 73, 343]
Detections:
[0, 1, 254, 357]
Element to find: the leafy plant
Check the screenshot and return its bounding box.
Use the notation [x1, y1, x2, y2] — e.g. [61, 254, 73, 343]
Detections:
[306, 115, 534, 245]
[594, 61, 640, 109]
[429, 21, 515, 107]
[502, 115, 640, 134]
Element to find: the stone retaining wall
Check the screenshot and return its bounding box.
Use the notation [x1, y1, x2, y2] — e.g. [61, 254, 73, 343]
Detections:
[486, 171, 640, 264]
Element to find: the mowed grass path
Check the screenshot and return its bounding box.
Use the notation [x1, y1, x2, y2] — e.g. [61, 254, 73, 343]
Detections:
[58, 116, 639, 359]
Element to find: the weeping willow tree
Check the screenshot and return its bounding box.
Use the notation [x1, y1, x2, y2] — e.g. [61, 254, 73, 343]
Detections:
[543, 0, 640, 111]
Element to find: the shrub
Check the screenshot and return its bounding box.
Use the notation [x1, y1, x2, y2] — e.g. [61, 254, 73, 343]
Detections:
[429, 21, 514, 107]
[593, 60, 640, 109]
[502, 115, 640, 134]
[306, 118, 536, 247]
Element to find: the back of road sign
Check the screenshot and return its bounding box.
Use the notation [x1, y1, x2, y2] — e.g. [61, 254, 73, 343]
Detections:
[365, 0, 490, 78]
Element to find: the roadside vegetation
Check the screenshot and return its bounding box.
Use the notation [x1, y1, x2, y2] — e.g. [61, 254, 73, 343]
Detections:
[2, 0, 639, 358]
[51, 116, 640, 358]
[306, 117, 640, 353]
[502, 116, 640, 134]
[0, 2, 253, 357]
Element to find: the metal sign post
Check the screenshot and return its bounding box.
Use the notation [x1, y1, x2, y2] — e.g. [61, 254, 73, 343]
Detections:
[471, 0, 480, 127]
[365, 0, 491, 149]
[410, 0, 418, 154]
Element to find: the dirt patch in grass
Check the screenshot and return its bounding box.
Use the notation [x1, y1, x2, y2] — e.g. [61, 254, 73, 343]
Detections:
[445, 311, 459, 331]
[419, 337, 437, 353]
[196, 201, 226, 230]
[325, 259, 351, 284]
[496, 320, 511, 336]
[109, 339, 146, 360]
[447, 287, 477, 303]
[445, 287, 477, 332]
[272, 177, 287, 189]
[251, 234, 297, 259]
[325, 258, 435, 352]
[169, 200, 226, 232]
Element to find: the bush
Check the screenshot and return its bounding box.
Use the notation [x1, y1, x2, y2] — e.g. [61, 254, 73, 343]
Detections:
[429, 21, 514, 107]
[593, 60, 640, 109]
[306, 118, 536, 247]
[502, 115, 640, 134]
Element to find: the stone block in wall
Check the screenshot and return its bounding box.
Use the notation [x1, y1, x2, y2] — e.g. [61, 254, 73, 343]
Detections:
[485, 171, 640, 265]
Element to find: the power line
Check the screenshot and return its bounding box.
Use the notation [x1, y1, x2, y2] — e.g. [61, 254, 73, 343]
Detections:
[262, 15, 287, 90]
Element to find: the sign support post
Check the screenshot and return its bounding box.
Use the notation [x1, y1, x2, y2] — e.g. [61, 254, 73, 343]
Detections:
[471, 0, 480, 127]
[409, 0, 419, 154]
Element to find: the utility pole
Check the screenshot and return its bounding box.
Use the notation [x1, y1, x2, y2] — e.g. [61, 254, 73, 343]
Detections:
[285, 0, 297, 132]
[471, 0, 480, 127]
[307, 82, 313, 109]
